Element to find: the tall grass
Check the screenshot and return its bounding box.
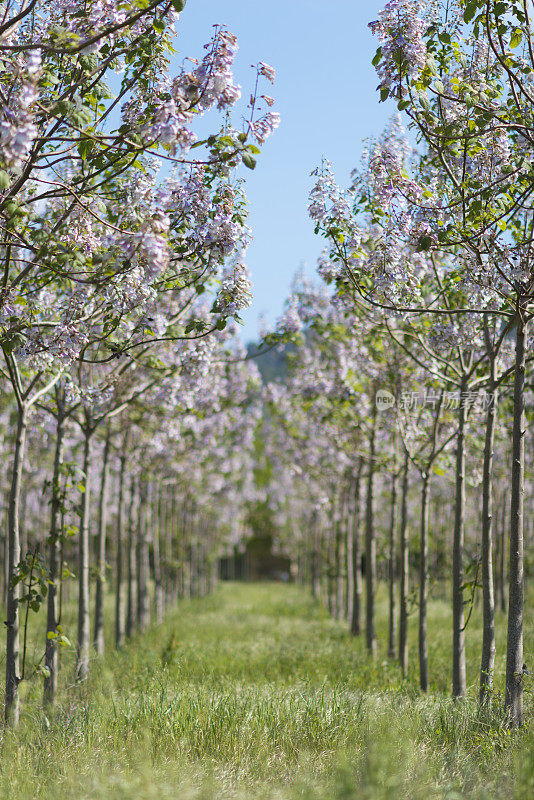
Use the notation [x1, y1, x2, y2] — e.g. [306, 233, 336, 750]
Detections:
[0, 582, 532, 799]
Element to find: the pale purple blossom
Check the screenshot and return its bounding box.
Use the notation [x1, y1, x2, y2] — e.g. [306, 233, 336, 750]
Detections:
[258, 62, 276, 84]
[250, 111, 280, 144]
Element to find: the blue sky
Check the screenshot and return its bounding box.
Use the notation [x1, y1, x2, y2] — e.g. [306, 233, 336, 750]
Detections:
[176, 0, 391, 341]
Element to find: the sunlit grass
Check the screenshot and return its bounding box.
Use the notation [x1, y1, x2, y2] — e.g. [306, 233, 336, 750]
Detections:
[0, 581, 532, 799]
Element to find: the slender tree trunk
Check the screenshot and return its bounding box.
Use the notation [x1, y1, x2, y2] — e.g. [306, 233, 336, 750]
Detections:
[126, 475, 137, 639]
[310, 510, 321, 599]
[177, 495, 186, 600]
[138, 481, 150, 632]
[388, 464, 398, 659]
[320, 529, 330, 610]
[505, 313, 527, 728]
[188, 506, 196, 599]
[500, 497, 507, 614]
[177, 496, 186, 601]
[494, 498, 501, 612]
[351, 459, 363, 636]
[399, 450, 409, 678]
[419, 472, 430, 693]
[136, 490, 142, 626]
[75, 425, 94, 683]
[345, 486, 353, 620]
[366, 406, 377, 655]
[4, 403, 28, 726]
[115, 443, 128, 648]
[0, 516, 6, 607]
[152, 482, 164, 625]
[452, 377, 467, 699]
[93, 428, 110, 656]
[480, 375, 497, 704]
[334, 503, 343, 620]
[327, 500, 335, 616]
[163, 485, 172, 607]
[44, 397, 65, 706]
[20, 491, 27, 564]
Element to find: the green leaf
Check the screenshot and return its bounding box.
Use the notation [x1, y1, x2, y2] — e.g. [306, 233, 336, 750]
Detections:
[510, 29, 523, 48]
[419, 93, 431, 112]
[242, 153, 256, 170]
[0, 171, 10, 190]
[2, 333, 24, 355]
[172, 0, 186, 10]
[463, 3, 478, 23]
[417, 235, 433, 252]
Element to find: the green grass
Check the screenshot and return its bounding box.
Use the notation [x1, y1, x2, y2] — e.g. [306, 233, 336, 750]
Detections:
[0, 582, 532, 799]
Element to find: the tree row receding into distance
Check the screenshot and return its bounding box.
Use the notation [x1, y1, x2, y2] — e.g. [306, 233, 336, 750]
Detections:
[0, 0, 531, 742]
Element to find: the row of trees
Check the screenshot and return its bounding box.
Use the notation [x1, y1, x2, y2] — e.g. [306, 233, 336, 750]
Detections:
[258, 280, 532, 723]
[0, 0, 281, 726]
[1, 0, 530, 739]
[269, 0, 532, 728]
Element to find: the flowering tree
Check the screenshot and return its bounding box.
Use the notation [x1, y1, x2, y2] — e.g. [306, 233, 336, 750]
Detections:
[306, 0, 533, 724]
[367, 0, 534, 725]
[1, 0, 280, 725]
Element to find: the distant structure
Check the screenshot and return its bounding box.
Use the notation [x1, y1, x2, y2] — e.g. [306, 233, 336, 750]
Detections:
[219, 534, 291, 582]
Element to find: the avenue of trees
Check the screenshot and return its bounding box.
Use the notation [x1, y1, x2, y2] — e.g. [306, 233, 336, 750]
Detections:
[294, 0, 533, 728]
[0, 0, 281, 727]
[0, 0, 532, 746]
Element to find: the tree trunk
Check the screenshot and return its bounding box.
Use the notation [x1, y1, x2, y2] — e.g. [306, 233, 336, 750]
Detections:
[327, 502, 335, 616]
[365, 406, 377, 655]
[44, 395, 65, 706]
[164, 486, 173, 607]
[114, 443, 128, 649]
[126, 475, 137, 639]
[399, 450, 410, 678]
[152, 482, 164, 625]
[419, 472, 430, 693]
[351, 459, 363, 636]
[334, 504, 343, 620]
[500, 497, 507, 614]
[75, 424, 94, 683]
[452, 376, 467, 699]
[93, 428, 110, 656]
[480, 376, 497, 704]
[4, 402, 28, 726]
[388, 464, 398, 659]
[1, 517, 6, 607]
[310, 510, 321, 599]
[345, 486, 353, 621]
[138, 481, 150, 632]
[505, 313, 527, 728]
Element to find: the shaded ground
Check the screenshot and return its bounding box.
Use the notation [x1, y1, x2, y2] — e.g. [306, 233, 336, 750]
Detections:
[1, 582, 532, 799]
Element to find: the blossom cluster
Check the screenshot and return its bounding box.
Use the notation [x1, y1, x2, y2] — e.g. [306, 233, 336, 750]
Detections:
[369, 0, 427, 96]
[216, 260, 253, 315]
[0, 50, 42, 172]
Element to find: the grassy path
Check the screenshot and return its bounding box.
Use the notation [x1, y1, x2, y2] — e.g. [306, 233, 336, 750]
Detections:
[1, 582, 532, 799]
